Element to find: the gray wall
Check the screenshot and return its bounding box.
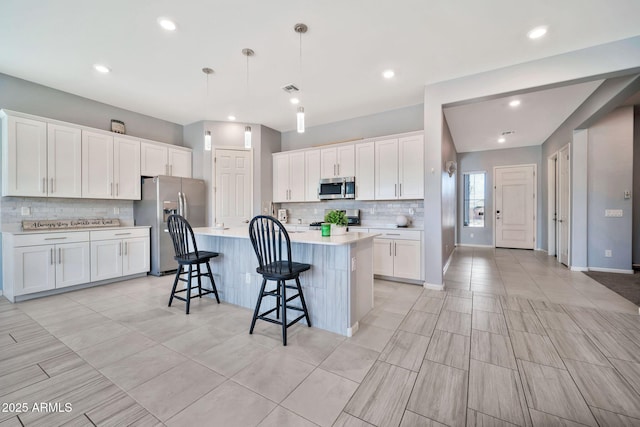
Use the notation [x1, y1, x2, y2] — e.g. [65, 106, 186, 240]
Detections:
[634, 106, 640, 266]
[257, 126, 281, 215]
[0, 73, 183, 144]
[457, 146, 542, 247]
[587, 106, 634, 271]
[281, 104, 423, 151]
[442, 117, 457, 265]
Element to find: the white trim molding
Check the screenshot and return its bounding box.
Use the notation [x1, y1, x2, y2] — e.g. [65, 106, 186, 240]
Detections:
[570, 266, 589, 272]
[443, 251, 455, 275]
[347, 322, 359, 337]
[424, 282, 445, 291]
[456, 243, 494, 248]
[588, 267, 635, 274]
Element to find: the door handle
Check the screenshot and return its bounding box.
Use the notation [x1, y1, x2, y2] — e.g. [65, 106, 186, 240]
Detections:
[496, 210, 501, 220]
[558, 219, 563, 223]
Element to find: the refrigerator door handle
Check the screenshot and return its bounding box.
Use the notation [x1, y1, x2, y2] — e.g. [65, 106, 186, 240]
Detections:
[182, 193, 188, 220]
[178, 191, 184, 216]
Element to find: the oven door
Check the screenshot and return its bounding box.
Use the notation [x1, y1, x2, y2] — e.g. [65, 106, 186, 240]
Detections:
[318, 178, 345, 200]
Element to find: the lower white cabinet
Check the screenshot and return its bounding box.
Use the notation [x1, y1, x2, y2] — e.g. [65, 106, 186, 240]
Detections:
[371, 229, 422, 280]
[90, 229, 150, 282]
[2, 227, 149, 302]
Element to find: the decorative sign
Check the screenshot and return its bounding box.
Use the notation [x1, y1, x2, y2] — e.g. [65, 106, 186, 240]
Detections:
[22, 218, 121, 231]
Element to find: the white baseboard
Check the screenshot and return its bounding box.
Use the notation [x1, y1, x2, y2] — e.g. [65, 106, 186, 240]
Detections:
[442, 251, 454, 275]
[570, 266, 589, 272]
[455, 243, 494, 248]
[424, 282, 445, 291]
[535, 248, 547, 253]
[347, 322, 359, 337]
[588, 267, 635, 275]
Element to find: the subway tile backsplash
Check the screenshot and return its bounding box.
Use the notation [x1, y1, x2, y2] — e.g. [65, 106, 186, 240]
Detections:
[278, 199, 424, 227]
[1, 197, 134, 230]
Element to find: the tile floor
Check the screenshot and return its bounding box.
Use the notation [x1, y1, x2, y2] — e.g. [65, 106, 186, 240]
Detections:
[1, 247, 640, 426]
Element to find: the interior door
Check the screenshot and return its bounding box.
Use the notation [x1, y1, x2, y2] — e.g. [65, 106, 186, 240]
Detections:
[495, 165, 535, 249]
[215, 149, 252, 227]
[558, 145, 570, 265]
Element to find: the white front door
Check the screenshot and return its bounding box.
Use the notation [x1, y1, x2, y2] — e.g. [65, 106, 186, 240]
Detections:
[558, 145, 570, 265]
[495, 165, 536, 249]
[215, 149, 252, 227]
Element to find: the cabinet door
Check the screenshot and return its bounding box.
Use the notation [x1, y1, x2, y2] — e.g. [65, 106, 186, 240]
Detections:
[320, 148, 337, 178]
[393, 239, 421, 280]
[273, 155, 290, 202]
[355, 142, 375, 200]
[90, 239, 122, 281]
[373, 239, 394, 276]
[114, 137, 141, 200]
[82, 131, 114, 198]
[47, 124, 82, 198]
[14, 245, 56, 295]
[122, 237, 150, 276]
[2, 115, 47, 197]
[336, 145, 355, 177]
[55, 242, 91, 288]
[304, 150, 321, 202]
[169, 148, 192, 178]
[289, 151, 306, 202]
[398, 135, 424, 199]
[375, 139, 398, 200]
[140, 142, 168, 176]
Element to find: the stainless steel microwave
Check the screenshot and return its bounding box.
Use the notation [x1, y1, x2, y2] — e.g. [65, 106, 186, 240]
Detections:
[318, 177, 355, 200]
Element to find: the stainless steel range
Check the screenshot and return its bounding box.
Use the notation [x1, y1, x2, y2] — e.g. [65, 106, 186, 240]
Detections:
[309, 209, 360, 230]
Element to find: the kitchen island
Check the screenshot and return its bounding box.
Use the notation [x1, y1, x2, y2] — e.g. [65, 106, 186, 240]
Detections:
[192, 227, 377, 336]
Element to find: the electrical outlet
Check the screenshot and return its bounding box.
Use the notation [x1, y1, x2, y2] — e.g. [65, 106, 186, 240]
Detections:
[409, 208, 415, 215]
[113, 207, 120, 215]
[351, 257, 356, 272]
[624, 190, 631, 199]
[605, 249, 612, 258]
[470, 233, 474, 238]
[245, 272, 251, 284]
[370, 207, 375, 214]
[21, 207, 31, 216]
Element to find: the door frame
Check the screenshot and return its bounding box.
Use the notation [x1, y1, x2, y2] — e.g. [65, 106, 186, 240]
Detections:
[493, 163, 537, 249]
[558, 143, 571, 266]
[547, 152, 558, 256]
[212, 146, 254, 225]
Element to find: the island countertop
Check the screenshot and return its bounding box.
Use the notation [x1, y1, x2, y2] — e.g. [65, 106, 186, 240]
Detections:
[192, 226, 378, 246]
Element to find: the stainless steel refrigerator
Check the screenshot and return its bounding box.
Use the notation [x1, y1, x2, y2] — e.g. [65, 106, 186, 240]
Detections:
[134, 176, 206, 276]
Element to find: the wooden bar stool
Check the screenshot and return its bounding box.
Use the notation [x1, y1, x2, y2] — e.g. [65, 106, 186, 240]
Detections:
[248, 215, 311, 345]
[167, 214, 220, 314]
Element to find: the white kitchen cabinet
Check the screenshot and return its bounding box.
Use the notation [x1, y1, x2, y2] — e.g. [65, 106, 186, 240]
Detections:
[320, 145, 355, 178]
[4, 232, 91, 299]
[304, 149, 321, 201]
[141, 141, 192, 178]
[91, 228, 150, 282]
[355, 141, 375, 200]
[273, 151, 305, 202]
[83, 131, 141, 200]
[371, 229, 422, 280]
[375, 134, 424, 200]
[1, 113, 82, 198]
[114, 137, 141, 200]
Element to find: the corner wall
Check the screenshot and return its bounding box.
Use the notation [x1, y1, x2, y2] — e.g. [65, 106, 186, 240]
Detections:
[634, 106, 640, 266]
[442, 116, 457, 265]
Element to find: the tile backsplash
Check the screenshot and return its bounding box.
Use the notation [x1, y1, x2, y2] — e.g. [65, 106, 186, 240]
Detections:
[1, 197, 134, 231]
[279, 199, 424, 227]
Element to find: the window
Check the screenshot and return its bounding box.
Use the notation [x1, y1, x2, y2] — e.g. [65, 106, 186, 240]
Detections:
[464, 172, 485, 227]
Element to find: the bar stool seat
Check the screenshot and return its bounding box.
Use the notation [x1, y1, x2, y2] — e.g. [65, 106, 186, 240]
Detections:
[167, 214, 220, 314]
[248, 215, 311, 345]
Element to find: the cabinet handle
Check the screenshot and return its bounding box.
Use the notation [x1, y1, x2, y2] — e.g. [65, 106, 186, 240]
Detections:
[115, 232, 131, 236]
[337, 164, 340, 176]
[399, 183, 402, 197]
[386, 233, 401, 236]
[43, 178, 46, 194]
[50, 248, 54, 265]
[124, 241, 128, 255]
[333, 164, 336, 176]
[58, 248, 61, 264]
[110, 183, 113, 196]
[50, 178, 54, 194]
[116, 183, 119, 196]
[170, 165, 173, 176]
[45, 237, 67, 240]
[389, 242, 392, 256]
[165, 164, 169, 175]
[118, 242, 122, 256]
[395, 242, 397, 256]
[395, 184, 397, 197]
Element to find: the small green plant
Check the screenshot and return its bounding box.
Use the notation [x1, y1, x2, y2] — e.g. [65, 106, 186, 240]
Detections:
[324, 209, 348, 226]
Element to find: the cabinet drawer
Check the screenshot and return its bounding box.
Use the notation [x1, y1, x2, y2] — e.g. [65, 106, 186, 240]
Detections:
[90, 228, 149, 241]
[13, 231, 90, 247]
[368, 229, 421, 241]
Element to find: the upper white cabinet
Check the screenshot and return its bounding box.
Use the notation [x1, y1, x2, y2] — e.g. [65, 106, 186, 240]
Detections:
[273, 151, 305, 203]
[141, 141, 192, 178]
[82, 131, 141, 200]
[320, 145, 355, 178]
[1, 113, 82, 198]
[304, 149, 321, 202]
[355, 142, 375, 200]
[375, 134, 424, 200]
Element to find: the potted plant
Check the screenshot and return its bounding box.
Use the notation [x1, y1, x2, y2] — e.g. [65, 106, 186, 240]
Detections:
[324, 209, 348, 236]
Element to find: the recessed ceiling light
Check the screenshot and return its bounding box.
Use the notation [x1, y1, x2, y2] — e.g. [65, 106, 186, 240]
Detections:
[93, 64, 111, 73]
[158, 18, 177, 31]
[228, 115, 236, 121]
[498, 137, 506, 143]
[509, 100, 521, 107]
[290, 98, 300, 105]
[382, 70, 395, 79]
[527, 26, 547, 40]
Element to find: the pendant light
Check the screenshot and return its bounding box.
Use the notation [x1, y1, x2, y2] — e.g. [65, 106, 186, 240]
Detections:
[202, 67, 214, 150]
[242, 48, 254, 148]
[294, 23, 307, 133]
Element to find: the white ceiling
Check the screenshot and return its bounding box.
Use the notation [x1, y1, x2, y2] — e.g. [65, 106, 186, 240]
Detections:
[1, 0, 639, 135]
[443, 80, 604, 153]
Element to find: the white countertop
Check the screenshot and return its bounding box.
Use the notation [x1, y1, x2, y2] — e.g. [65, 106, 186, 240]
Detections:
[193, 226, 378, 246]
[283, 223, 423, 231]
[2, 225, 150, 235]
